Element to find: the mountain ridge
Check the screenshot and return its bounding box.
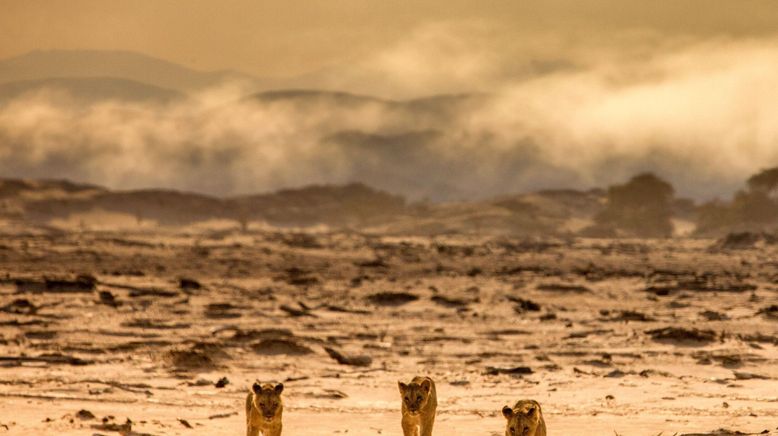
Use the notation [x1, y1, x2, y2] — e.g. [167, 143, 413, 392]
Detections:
[0, 49, 264, 92]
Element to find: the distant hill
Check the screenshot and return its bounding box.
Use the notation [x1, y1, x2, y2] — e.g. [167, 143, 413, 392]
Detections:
[252, 89, 391, 106]
[229, 183, 407, 227]
[0, 50, 263, 92]
[370, 189, 606, 236]
[249, 89, 486, 112]
[0, 177, 610, 236]
[0, 178, 409, 228]
[0, 77, 183, 104]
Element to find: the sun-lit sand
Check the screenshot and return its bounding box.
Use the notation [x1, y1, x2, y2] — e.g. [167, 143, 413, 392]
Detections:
[0, 228, 776, 435]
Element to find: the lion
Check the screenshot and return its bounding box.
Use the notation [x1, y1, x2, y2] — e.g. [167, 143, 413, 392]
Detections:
[501, 399, 546, 436]
[245, 382, 284, 436]
[398, 376, 437, 436]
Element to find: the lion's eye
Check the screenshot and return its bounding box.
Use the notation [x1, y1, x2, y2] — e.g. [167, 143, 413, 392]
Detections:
[510, 429, 515, 435]
[417, 395, 422, 401]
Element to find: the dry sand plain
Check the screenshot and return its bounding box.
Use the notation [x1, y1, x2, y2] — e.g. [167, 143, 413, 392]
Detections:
[0, 229, 776, 435]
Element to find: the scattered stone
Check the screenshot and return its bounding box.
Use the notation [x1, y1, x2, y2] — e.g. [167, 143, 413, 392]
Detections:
[431, 295, 469, 308]
[536, 283, 590, 293]
[128, 288, 179, 298]
[179, 278, 202, 290]
[647, 327, 717, 345]
[214, 377, 229, 388]
[43, 275, 97, 293]
[758, 305, 778, 319]
[253, 339, 314, 356]
[700, 310, 729, 321]
[0, 299, 37, 315]
[484, 366, 533, 376]
[223, 328, 294, 342]
[24, 330, 57, 340]
[122, 319, 191, 330]
[91, 418, 132, 433]
[280, 267, 320, 287]
[324, 347, 372, 367]
[566, 329, 612, 339]
[733, 371, 770, 380]
[356, 258, 388, 268]
[204, 303, 241, 319]
[466, 267, 482, 277]
[692, 351, 748, 368]
[0, 353, 91, 366]
[166, 349, 216, 370]
[280, 303, 315, 317]
[208, 412, 237, 420]
[601, 310, 654, 322]
[75, 409, 95, 420]
[323, 305, 372, 315]
[305, 389, 348, 399]
[737, 333, 778, 345]
[97, 291, 121, 308]
[508, 296, 541, 312]
[366, 292, 419, 307]
[164, 344, 225, 371]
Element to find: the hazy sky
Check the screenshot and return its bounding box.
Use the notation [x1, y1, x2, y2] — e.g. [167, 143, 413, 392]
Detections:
[3, 1, 778, 200]
[2, 0, 778, 77]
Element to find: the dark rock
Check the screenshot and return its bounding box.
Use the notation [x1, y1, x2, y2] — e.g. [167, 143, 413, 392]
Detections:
[484, 366, 533, 376]
[536, 283, 590, 293]
[179, 278, 202, 290]
[647, 327, 717, 345]
[75, 410, 95, 420]
[324, 347, 372, 367]
[366, 292, 418, 306]
[508, 296, 541, 312]
[0, 299, 37, 315]
[253, 339, 314, 356]
[431, 295, 469, 308]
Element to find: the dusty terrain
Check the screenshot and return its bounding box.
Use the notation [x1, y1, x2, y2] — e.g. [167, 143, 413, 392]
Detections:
[0, 228, 776, 435]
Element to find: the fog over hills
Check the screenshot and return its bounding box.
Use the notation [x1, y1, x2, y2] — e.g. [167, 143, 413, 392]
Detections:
[2, 42, 778, 205]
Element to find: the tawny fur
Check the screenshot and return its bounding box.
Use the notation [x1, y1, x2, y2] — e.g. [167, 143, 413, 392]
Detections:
[398, 376, 437, 436]
[245, 382, 283, 436]
[502, 399, 547, 436]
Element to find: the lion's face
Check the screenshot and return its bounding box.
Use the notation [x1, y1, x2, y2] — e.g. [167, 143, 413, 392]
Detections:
[252, 382, 283, 421]
[398, 379, 432, 415]
[502, 402, 541, 436]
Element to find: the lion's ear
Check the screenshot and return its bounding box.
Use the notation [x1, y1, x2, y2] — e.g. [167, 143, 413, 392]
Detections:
[252, 382, 262, 394]
[502, 406, 513, 419]
[421, 379, 431, 393]
[274, 383, 284, 395]
[526, 406, 536, 417]
[398, 381, 407, 394]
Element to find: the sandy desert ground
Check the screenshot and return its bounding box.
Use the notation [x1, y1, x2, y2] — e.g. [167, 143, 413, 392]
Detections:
[0, 228, 776, 435]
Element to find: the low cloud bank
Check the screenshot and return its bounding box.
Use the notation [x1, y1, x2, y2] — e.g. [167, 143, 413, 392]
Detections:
[2, 27, 778, 201]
